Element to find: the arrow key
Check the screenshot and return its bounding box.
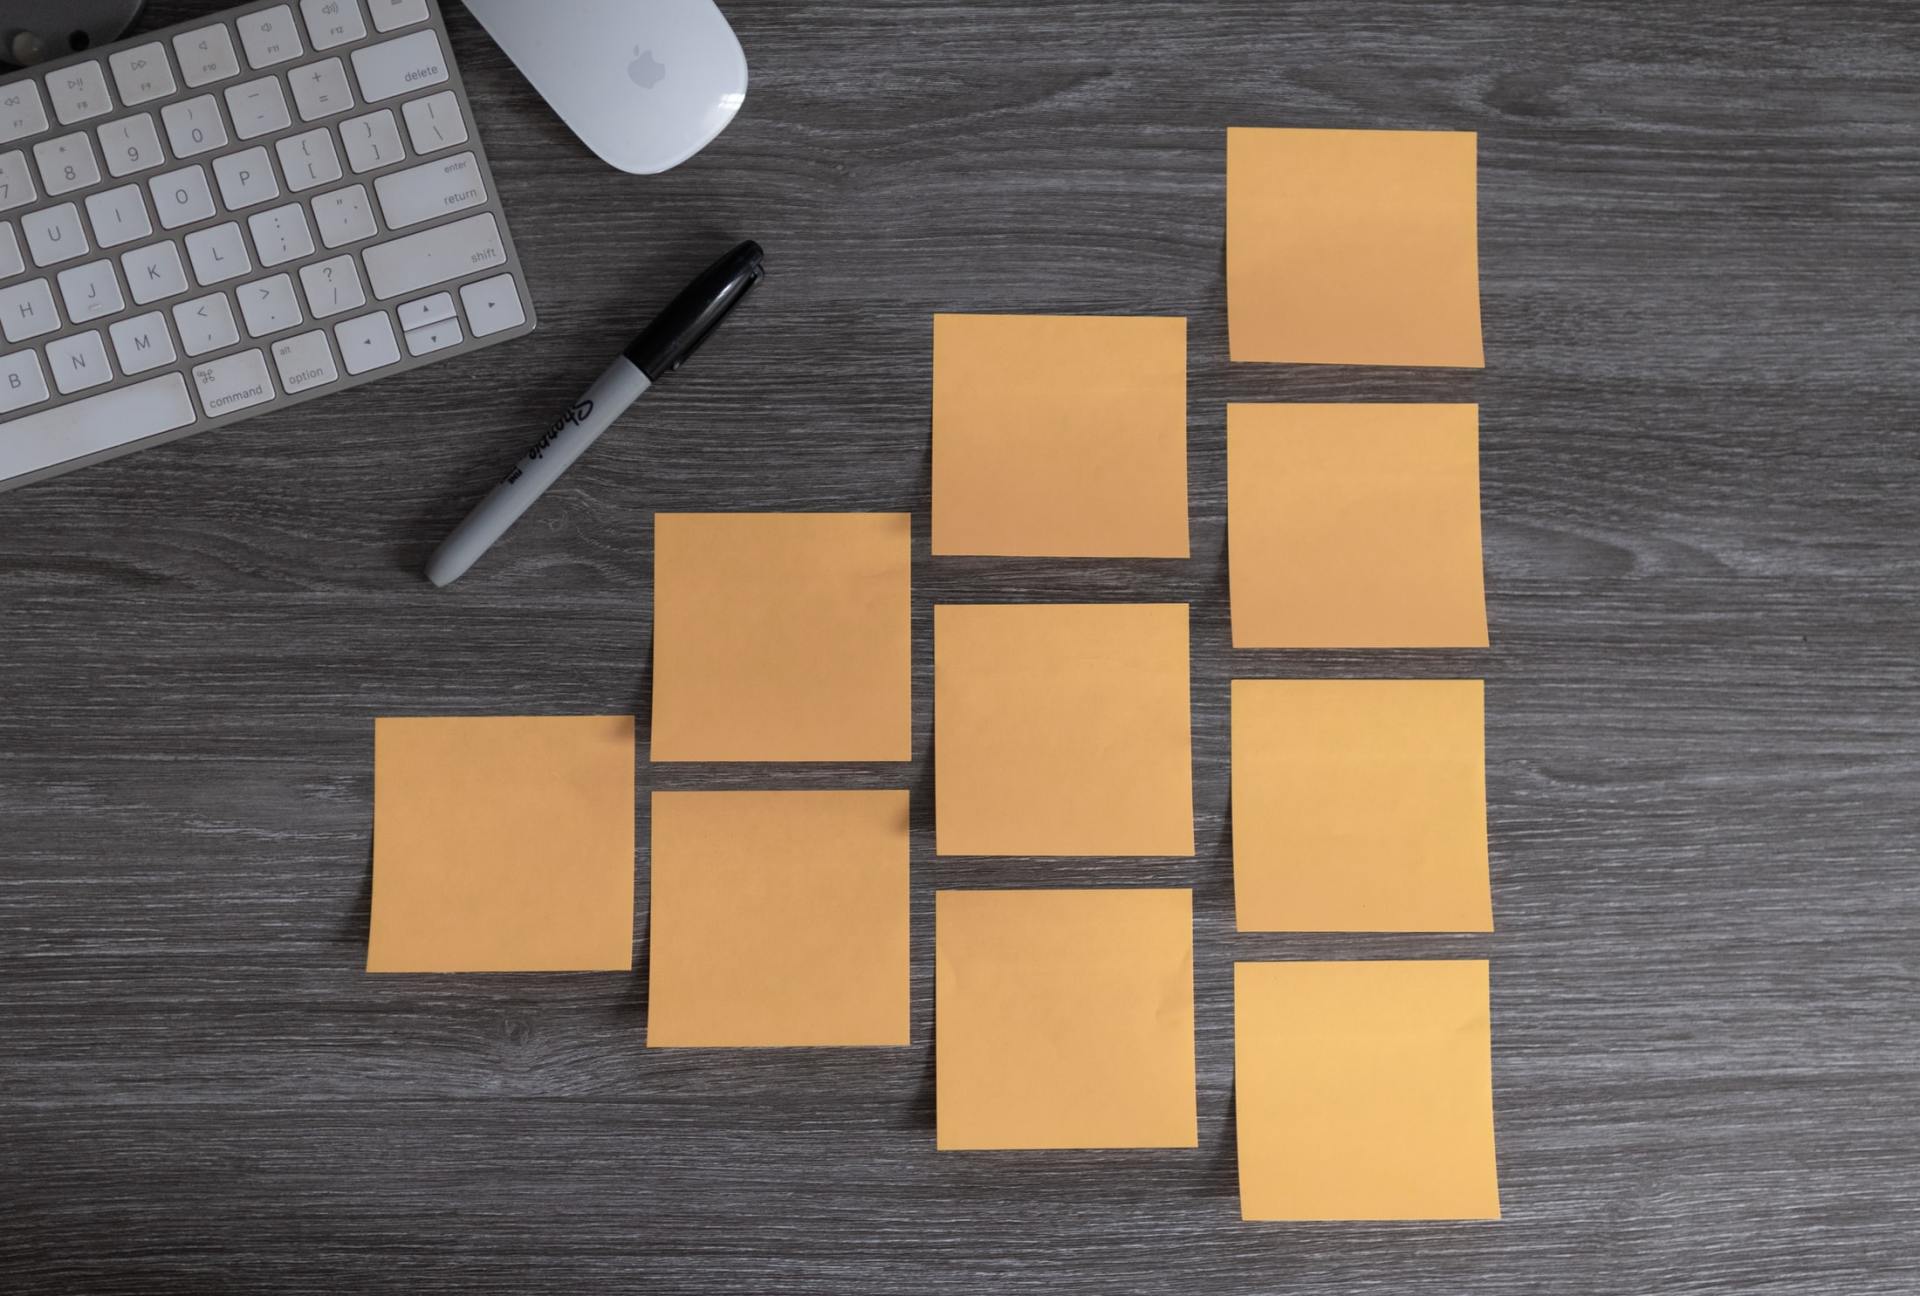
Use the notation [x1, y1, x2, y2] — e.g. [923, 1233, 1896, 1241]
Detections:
[334, 309, 399, 375]
[459, 272, 524, 338]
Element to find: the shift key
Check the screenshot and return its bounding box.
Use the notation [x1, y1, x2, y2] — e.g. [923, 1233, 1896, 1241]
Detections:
[363, 212, 505, 300]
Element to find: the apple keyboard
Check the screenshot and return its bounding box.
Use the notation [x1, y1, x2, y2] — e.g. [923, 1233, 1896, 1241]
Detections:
[0, 0, 535, 492]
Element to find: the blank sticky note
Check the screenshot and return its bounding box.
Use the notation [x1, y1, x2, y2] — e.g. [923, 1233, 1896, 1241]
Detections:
[1235, 960, 1500, 1220]
[935, 603, 1194, 856]
[1229, 403, 1487, 648]
[1227, 127, 1483, 367]
[1233, 680, 1490, 932]
[937, 889, 1197, 1150]
[647, 790, 909, 1047]
[368, 716, 634, 973]
[932, 314, 1189, 557]
[652, 513, 911, 761]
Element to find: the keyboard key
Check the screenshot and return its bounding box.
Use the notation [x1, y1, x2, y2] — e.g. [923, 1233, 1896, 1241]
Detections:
[404, 315, 461, 356]
[85, 184, 153, 247]
[110, 309, 178, 373]
[33, 133, 100, 196]
[0, 372, 197, 482]
[225, 77, 292, 139]
[301, 0, 368, 50]
[299, 254, 365, 318]
[396, 291, 453, 330]
[174, 291, 241, 356]
[56, 258, 123, 322]
[213, 146, 280, 209]
[0, 345, 48, 409]
[185, 221, 252, 284]
[238, 6, 305, 69]
[271, 328, 337, 393]
[240, 272, 303, 337]
[0, 81, 48, 143]
[98, 113, 166, 177]
[249, 202, 315, 266]
[47, 329, 114, 394]
[122, 240, 190, 304]
[46, 60, 114, 126]
[0, 150, 35, 211]
[352, 29, 447, 103]
[312, 183, 375, 247]
[460, 274, 525, 337]
[342, 108, 404, 173]
[363, 212, 504, 299]
[192, 347, 275, 416]
[22, 203, 87, 266]
[369, 0, 430, 32]
[150, 164, 216, 228]
[162, 95, 229, 158]
[374, 150, 483, 228]
[335, 309, 400, 374]
[291, 57, 355, 121]
[107, 43, 177, 107]
[402, 91, 466, 154]
[174, 25, 243, 88]
[0, 277, 57, 341]
[0, 223, 20, 276]
[276, 128, 342, 192]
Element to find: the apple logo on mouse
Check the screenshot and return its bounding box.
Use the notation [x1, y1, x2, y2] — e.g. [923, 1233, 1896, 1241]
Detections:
[628, 47, 666, 90]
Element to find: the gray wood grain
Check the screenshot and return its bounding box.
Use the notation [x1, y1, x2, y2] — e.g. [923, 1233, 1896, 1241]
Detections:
[3, 1, 1917, 1291]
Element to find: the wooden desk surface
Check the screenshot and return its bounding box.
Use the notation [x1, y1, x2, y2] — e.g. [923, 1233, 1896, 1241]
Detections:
[4, 2, 1916, 1291]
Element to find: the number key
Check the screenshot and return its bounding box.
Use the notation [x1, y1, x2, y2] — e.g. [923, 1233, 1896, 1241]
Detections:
[33, 132, 101, 196]
[98, 113, 165, 178]
[0, 149, 38, 212]
[161, 95, 229, 159]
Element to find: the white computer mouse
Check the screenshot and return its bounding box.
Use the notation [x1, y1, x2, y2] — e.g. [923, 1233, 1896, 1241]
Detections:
[463, 0, 747, 175]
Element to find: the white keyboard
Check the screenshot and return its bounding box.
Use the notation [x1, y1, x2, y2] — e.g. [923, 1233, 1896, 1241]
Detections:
[0, 0, 535, 492]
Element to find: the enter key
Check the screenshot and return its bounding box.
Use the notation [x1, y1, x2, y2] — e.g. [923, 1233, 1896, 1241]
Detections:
[373, 151, 487, 230]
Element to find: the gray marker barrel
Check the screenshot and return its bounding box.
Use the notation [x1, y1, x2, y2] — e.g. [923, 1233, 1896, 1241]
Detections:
[425, 356, 651, 587]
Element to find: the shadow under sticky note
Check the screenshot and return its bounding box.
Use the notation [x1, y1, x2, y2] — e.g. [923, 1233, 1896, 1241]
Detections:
[1227, 126, 1483, 367]
[1228, 403, 1487, 648]
[646, 790, 910, 1048]
[1232, 679, 1491, 932]
[934, 603, 1194, 857]
[367, 715, 635, 973]
[937, 889, 1197, 1150]
[1234, 960, 1500, 1220]
[651, 512, 912, 761]
[932, 314, 1189, 557]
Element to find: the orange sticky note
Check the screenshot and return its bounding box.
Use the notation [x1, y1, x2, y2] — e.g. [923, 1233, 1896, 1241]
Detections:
[932, 314, 1189, 557]
[1227, 126, 1483, 367]
[368, 716, 634, 973]
[652, 513, 911, 761]
[1229, 403, 1487, 647]
[935, 603, 1194, 856]
[937, 889, 1197, 1150]
[1235, 960, 1500, 1220]
[1233, 679, 1491, 932]
[646, 790, 910, 1047]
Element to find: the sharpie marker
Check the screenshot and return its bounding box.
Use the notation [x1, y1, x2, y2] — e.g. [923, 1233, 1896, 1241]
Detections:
[426, 240, 765, 587]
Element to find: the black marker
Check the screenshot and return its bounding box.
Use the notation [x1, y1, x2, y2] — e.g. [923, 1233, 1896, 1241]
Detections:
[427, 240, 764, 587]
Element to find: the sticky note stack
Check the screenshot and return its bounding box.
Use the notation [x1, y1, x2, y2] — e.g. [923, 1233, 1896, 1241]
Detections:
[646, 512, 914, 1048]
[1225, 125, 1499, 1220]
[930, 311, 1198, 1151]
